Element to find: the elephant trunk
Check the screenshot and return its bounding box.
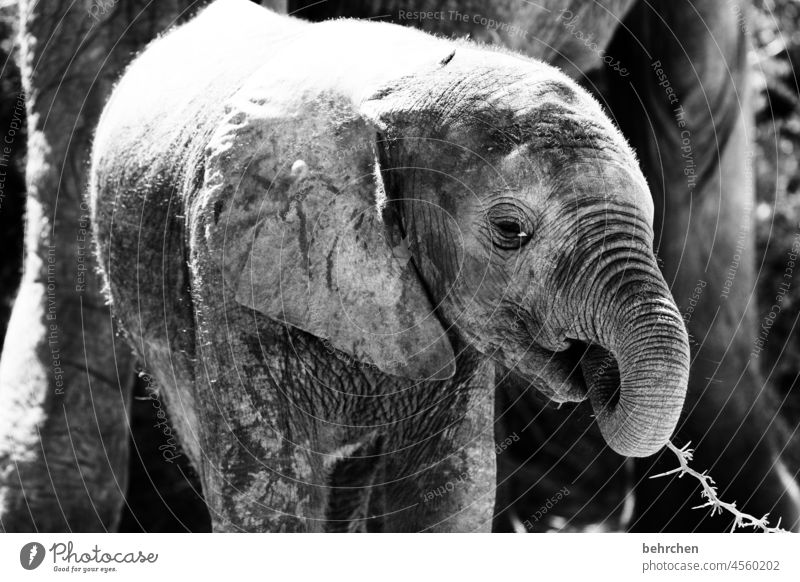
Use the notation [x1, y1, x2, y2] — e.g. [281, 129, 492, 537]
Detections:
[576, 259, 690, 457]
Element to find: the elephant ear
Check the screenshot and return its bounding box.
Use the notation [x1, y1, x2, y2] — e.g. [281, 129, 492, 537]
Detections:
[200, 87, 455, 380]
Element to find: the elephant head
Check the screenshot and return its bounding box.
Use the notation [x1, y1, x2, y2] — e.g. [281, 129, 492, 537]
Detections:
[200, 38, 689, 458]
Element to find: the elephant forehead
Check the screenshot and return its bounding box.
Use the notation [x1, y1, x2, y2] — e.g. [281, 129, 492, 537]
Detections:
[550, 158, 654, 223]
[469, 140, 647, 202]
[396, 79, 632, 175]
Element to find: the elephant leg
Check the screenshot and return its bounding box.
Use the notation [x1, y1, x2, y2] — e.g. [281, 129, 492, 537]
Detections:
[377, 382, 496, 533]
[197, 425, 324, 532]
[183, 301, 339, 532]
[200, 365, 495, 532]
[0, 0, 212, 533]
[192, 393, 421, 532]
[187, 292, 496, 532]
[0, 236, 134, 531]
[0, 2, 136, 530]
[604, 0, 800, 531]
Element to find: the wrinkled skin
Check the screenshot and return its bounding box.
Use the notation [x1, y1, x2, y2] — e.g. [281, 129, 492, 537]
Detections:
[289, 0, 800, 531]
[81, 0, 689, 532]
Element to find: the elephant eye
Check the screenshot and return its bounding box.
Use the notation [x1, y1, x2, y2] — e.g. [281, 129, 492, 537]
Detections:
[490, 217, 532, 250]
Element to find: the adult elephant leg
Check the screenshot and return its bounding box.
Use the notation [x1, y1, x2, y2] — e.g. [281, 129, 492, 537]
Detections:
[605, 0, 800, 532]
[0, 1, 207, 532]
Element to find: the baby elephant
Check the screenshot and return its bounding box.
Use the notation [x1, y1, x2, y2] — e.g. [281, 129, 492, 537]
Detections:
[89, 0, 689, 531]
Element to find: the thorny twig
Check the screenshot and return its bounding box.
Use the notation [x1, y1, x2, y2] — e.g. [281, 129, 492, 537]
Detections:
[650, 442, 787, 533]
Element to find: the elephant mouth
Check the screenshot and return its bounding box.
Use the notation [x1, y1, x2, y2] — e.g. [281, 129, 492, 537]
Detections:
[527, 341, 621, 406]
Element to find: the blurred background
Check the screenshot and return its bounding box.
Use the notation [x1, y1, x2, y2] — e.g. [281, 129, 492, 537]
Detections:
[751, 0, 800, 428]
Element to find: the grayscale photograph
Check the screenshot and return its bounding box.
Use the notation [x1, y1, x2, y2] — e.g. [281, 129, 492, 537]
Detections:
[0, 0, 799, 548]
